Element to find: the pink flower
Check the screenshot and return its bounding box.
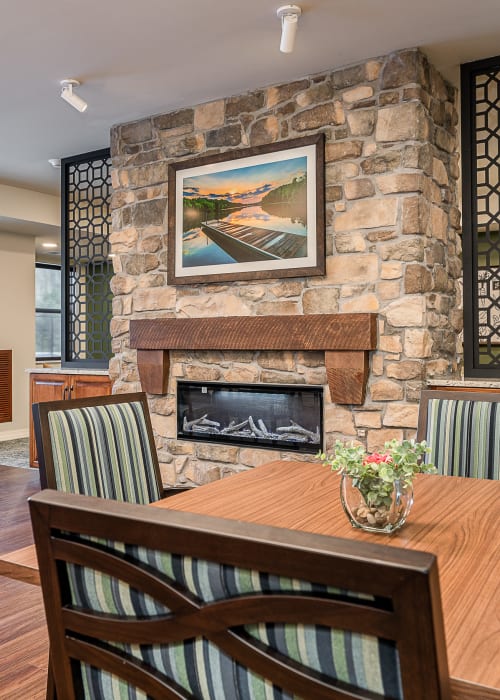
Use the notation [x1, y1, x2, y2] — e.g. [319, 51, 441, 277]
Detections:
[363, 452, 393, 465]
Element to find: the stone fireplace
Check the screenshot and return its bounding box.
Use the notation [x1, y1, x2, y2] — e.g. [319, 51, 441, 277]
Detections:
[109, 48, 462, 487]
[129, 312, 375, 465]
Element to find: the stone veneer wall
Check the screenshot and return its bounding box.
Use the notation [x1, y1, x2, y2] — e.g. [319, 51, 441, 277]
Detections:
[109, 48, 462, 487]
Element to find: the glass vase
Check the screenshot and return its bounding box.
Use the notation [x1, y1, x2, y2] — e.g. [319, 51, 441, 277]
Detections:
[340, 474, 414, 534]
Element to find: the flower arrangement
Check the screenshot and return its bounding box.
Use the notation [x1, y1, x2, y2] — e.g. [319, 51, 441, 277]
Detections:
[317, 439, 436, 531]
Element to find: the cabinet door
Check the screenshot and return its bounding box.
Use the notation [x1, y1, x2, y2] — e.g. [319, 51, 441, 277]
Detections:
[71, 375, 112, 399]
[29, 374, 69, 468]
[29, 373, 112, 468]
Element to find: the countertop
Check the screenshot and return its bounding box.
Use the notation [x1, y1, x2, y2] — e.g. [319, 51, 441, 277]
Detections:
[428, 378, 500, 388]
[26, 367, 110, 376]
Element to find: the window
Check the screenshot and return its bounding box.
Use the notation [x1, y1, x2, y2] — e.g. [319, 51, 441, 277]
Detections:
[35, 263, 61, 360]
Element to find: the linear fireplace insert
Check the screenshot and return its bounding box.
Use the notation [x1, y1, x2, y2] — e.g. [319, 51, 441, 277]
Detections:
[177, 381, 323, 454]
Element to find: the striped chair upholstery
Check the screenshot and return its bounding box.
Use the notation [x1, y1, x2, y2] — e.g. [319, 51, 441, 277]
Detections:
[33, 392, 163, 503]
[30, 489, 450, 700]
[417, 390, 500, 479]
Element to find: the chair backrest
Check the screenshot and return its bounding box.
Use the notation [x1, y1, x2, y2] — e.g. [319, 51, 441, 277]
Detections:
[29, 489, 451, 700]
[417, 389, 500, 479]
[32, 392, 162, 504]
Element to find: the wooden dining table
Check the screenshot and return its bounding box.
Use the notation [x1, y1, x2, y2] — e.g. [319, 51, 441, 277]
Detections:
[2, 460, 499, 700]
[153, 459, 500, 700]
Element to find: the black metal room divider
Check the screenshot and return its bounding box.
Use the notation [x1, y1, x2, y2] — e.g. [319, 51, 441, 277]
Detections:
[61, 149, 112, 369]
[462, 56, 500, 376]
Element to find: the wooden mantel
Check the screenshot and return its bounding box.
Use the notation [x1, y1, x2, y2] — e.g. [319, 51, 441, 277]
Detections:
[129, 313, 377, 404]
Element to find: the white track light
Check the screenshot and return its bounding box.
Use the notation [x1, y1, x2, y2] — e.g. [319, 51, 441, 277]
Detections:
[277, 5, 301, 53]
[60, 79, 88, 113]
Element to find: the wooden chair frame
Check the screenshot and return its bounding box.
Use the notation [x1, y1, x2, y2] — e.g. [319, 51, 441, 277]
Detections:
[417, 389, 500, 442]
[32, 391, 163, 498]
[30, 489, 451, 700]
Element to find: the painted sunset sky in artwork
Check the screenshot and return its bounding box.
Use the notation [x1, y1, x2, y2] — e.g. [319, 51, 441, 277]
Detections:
[183, 155, 307, 205]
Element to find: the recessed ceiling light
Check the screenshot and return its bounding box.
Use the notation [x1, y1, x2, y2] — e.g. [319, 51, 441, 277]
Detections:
[48, 158, 61, 168]
[42, 243, 58, 249]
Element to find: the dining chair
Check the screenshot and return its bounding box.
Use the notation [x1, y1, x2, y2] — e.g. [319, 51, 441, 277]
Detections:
[29, 488, 451, 700]
[417, 389, 500, 479]
[32, 392, 164, 503]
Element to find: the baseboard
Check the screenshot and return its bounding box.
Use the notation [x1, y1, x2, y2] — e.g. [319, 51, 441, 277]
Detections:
[0, 429, 29, 441]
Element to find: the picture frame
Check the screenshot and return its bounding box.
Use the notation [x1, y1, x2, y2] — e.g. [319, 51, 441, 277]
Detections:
[167, 133, 325, 285]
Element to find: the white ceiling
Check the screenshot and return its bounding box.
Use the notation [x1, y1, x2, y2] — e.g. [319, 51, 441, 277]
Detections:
[2, 0, 500, 200]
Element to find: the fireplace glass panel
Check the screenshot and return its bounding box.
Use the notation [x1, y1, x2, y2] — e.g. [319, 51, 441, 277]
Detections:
[177, 381, 323, 454]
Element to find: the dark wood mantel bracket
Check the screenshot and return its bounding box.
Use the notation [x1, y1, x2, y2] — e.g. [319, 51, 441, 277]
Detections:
[130, 313, 377, 405]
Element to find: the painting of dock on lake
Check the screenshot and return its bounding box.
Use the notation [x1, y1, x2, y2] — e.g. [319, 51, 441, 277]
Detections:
[167, 134, 325, 284]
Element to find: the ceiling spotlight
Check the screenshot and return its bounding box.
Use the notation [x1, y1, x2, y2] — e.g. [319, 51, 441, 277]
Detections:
[277, 5, 301, 53]
[60, 79, 88, 113]
[48, 158, 61, 168]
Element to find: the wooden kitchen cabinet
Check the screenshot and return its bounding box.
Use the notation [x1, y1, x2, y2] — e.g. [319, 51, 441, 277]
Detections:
[29, 372, 112, 468]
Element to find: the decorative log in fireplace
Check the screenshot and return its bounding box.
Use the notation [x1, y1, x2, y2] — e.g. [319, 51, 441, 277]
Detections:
[129, 313, 377, 405]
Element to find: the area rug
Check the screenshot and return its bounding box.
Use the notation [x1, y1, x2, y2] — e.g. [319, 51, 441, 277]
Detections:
[0, 438, 30, 469]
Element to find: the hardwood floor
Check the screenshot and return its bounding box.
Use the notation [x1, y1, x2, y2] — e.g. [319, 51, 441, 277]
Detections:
[0, 577, 48, 699]
[0, 465, 47, 698]
[0, 464, 41, 554]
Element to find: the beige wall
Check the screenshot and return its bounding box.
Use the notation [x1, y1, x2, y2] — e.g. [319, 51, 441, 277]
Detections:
[0, 184, 60, 228]
[0, 232, 35, 439]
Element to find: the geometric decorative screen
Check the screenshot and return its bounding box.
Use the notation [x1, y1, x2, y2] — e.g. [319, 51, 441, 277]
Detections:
[61, 148, 112, 368]
[461, 57, 500, 375]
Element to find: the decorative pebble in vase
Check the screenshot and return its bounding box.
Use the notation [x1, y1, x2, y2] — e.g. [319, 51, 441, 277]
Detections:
[318, 439, 435, 535]
[340, 473, 414, 534]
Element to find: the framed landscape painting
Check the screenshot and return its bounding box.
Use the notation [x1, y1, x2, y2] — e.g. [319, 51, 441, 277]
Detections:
[167, 133, 325, 284]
